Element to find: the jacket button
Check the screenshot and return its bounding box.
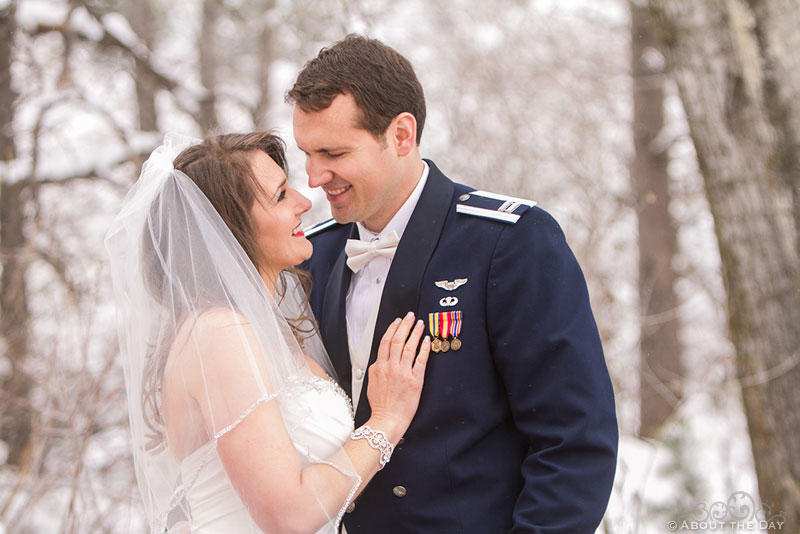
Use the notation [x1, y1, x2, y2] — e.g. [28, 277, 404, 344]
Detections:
[392, 485, 407, 497]
[459, 193, 470, 201]
[346, 502, 356, 513]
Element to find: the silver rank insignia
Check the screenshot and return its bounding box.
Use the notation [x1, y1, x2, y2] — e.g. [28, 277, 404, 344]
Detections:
[456, 190, 537, 224]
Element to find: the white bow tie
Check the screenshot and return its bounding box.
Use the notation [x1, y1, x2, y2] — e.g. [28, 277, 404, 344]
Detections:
[345, 230, 400, 272]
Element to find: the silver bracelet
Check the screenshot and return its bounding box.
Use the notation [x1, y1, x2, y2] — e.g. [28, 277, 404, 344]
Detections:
[351, 425, 394, 469]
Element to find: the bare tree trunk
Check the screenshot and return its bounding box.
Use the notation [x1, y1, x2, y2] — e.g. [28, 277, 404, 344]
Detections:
[631, 2, 683, 439]
[0, 1, 33, 468]
[253, 6, 275, 130]
[198, 0, 219, 133]
[126, 0, 158, 132]
[650, 0, 800, 527]
[0, 4, 14, 162]
[746, 0, 800, 258]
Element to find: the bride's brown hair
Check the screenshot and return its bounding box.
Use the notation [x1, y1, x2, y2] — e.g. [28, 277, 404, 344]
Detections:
[173, 131, 286, 272]
[140, 132, 313, 450]
[171, 131, 312, 308]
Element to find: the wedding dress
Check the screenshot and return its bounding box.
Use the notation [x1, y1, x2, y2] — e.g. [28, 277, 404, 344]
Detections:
[106, 134, 360, 534]
[178, 377, 354, 534]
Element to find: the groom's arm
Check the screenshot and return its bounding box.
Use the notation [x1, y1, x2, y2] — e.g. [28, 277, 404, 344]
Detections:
[486, 207, 618, 533]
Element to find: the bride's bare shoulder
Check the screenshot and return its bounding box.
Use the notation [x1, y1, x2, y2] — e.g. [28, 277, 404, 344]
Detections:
[175, 308, 249, 341]
[168, 308, 252, 367]
[195, 307, 250, 330]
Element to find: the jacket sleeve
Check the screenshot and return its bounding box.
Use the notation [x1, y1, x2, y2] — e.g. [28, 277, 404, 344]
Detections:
[486, 207, 618, 533]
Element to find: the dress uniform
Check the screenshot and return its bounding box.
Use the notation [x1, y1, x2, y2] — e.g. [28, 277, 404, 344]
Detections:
[305, 160, 618, 533]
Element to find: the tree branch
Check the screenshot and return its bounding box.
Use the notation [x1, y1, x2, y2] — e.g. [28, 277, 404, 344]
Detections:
[28, 4, 207, 104]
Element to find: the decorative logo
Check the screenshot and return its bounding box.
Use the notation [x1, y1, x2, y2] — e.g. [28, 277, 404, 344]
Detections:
[668, 491, 786, 531]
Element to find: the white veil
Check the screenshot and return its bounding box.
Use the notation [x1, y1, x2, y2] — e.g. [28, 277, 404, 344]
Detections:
[105, 134, 358, 533]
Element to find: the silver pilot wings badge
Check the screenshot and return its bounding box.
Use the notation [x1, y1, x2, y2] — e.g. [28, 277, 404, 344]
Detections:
[435, 278, 468, 291]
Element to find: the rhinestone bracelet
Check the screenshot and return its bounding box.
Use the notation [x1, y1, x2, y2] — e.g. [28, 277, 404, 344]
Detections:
[351, 425, 394, 469]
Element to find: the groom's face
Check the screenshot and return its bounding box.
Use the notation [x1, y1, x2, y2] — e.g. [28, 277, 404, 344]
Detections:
[293, 93, 405, 233]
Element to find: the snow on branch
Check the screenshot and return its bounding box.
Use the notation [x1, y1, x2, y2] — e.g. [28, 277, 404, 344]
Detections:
[28, 1, 208, 103]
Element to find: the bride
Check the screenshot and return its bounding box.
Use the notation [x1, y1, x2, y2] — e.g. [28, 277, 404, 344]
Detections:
[106, 132, 430, 533]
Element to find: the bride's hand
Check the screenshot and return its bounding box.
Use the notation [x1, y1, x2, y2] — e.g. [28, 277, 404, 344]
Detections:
[365, 312, 430, 444]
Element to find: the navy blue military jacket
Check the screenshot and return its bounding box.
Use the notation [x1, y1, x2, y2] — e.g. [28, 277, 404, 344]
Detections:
[305, 161, 617, 533]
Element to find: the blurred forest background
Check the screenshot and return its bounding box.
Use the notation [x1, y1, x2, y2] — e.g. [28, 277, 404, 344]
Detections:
[1, 0, 798, 532]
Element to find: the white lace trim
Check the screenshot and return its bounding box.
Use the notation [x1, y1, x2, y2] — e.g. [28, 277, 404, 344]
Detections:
[167, 376, 355, 529]
[212, 375, 352, 442]
[213, 391, 280, 441]
[285, 375, 354, 420]
[165, 391, 280, 526]
[313, 459, 362, 529]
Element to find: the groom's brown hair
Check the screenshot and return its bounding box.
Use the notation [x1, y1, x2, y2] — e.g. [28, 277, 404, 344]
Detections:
[287, 34, 426, 145]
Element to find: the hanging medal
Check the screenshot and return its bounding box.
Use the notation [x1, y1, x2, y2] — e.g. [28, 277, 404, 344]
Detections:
[428, 311, 463, 353]
[449, 310, 462, 351]
[428, 312, 442, 353]
[440, 309, 451, 352]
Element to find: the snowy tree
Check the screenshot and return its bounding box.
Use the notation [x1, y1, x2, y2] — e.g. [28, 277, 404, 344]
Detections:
[650, 0, 800, 527]
[0, 1, 776, 532]
[630, 1, 683, 440]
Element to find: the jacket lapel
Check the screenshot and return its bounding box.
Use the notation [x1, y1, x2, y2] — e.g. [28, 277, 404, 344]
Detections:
[354, 161, 455, 424]
[321, 224, 358, 397]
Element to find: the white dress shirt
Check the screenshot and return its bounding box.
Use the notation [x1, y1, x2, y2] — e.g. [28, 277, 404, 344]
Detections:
[346, 161, 429, 410]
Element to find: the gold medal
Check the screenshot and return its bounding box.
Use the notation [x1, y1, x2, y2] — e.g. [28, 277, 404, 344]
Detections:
[450, 337, 462, 351]
[431, 337, 442, 353]
[440, 339, 450, 352]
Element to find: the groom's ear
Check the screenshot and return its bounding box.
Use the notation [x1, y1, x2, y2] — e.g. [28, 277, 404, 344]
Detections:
[389, 112, 417, 157]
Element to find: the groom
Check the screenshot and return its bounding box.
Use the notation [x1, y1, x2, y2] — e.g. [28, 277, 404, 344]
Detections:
[289, 35, 617, 533]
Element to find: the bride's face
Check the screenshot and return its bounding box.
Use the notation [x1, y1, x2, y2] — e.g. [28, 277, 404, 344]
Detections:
[248, 150, 313, 277]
